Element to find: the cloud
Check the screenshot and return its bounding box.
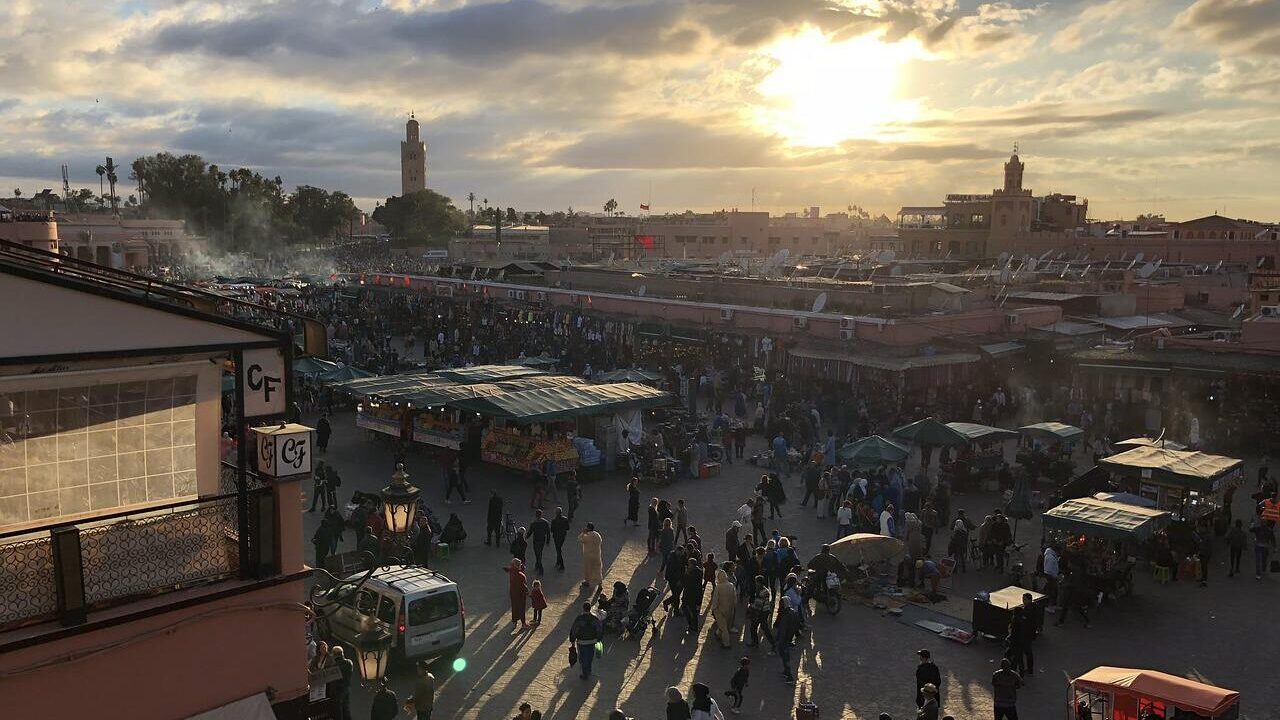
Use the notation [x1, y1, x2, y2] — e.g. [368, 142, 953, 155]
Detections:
[542, 119, 837, 169]
[1051, 0, 1148, 51]
[1175, 0, 1280, 57]
[906, 104, 1172, 131]
[875, 143, 1005, 161]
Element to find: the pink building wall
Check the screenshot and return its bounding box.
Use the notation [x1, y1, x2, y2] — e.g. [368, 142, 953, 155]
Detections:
[0, 579, 309, 720]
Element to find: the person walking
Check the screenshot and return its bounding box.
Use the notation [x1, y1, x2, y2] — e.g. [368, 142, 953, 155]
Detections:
[408, 663, 435, 720]
[761, 474, 786, 519]
[815, 472, 830, 519]
[580, 523, 604, 592]
[1226, 519, 1246, 577]
[371, 680, 399, 720]
[917, 684, 941, 720]
[837, 500, 854, 539]
[659, 518, 677, 572]
[801, 461, 821, 508]
[445, 460, 468, 504]
[774, 596, 802, 684]
[312, 522, 334, 570]
[724, 657, 750, 715]
[689, 682, 726, 720]
[746, 575, 776, 652]
[666, 687, 692, 720]
[1252, 517, 1275, 580]
[510, 527, 529, 567]
[565, 472, 581, 521]
[1053, 570, 1090, 628]
[663, 545, 688, 614]
[725, 521, 742, 561]
[309, 460, 328, 512]
[530, 579, 547, 626]
[992, 658, 1023, 720]
[676, 499, 690, 545]
[751, 497, 767, 545]
[915, 649, 941, 708]
[331, 645, 354, 720]
[1196, 529, 1213, 587]
[530, 509, 551, 574]
[486, 490, 504, 546]
[627, 479, 641, 527]
[316, 412, 332, 454]
[681, 556, 706, 634]
[506, 559, 529, 630]
[1006, 606, 1036, 677]
[551, 507, 570, 571]
[569, 601, 604, 680]
[648, 498, 662, 556]
[324, 466, 340, 511]
[711, 568, 738, 648]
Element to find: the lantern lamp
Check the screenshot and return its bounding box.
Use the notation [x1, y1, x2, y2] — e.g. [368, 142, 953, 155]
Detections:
[354, 621, 394, 682]
[381, 463, 421, 534]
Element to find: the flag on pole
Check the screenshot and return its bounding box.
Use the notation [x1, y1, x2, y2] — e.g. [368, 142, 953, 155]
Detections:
[639, 203, 650, 211]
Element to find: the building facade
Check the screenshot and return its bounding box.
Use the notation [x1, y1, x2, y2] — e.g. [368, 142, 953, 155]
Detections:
[0, 253, 312, 719]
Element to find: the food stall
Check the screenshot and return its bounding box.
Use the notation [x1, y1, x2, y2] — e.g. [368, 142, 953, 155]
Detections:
[1018, 422, 1083, 483]
[356, 401, 409, 439]
[1098, 446, 1243, 520]
[412, 407, 467, 450]
[971, 585, 1047, 641]
[1070, 666, 1239, 720]
[942, 422, 1020, 490]
[1043, 497, 1173, 599]
[481, 426, 579, 473]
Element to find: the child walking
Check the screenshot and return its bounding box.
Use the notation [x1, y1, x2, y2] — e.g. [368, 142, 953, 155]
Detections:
[530, 579, 547, 626]
[724, 656, 749, 714]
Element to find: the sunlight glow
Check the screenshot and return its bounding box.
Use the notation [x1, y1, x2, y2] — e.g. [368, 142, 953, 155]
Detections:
[755, 28, 924, 147]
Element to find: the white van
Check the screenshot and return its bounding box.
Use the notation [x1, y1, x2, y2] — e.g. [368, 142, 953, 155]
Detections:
[327, 566, 465, 664]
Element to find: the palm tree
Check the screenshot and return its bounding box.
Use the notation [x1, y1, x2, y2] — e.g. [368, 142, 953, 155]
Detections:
[103, 157, 120, 214]
[96, 164, 106, 200]
[11, 188, 19, 199]
[467, 192, 476, 218]
[603, 198, 618, 216]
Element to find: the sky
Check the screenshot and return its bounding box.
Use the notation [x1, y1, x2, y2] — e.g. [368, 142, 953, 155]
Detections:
[1, 0, 1278, 221]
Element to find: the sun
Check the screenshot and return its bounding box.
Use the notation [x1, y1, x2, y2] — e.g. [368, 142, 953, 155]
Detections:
[755, 27, 924, 147]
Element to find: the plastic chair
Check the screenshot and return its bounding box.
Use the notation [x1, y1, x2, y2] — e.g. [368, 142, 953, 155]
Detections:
[938, 557, 958, 593]
[1152, 564, 1172, 584]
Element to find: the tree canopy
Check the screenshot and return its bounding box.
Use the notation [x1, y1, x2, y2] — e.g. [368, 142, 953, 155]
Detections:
[129, 152, 358, 250]
[371, 189, 466, 246]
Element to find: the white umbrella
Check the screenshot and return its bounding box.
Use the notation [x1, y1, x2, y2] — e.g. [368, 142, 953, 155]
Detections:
[830, 533, 906, 566]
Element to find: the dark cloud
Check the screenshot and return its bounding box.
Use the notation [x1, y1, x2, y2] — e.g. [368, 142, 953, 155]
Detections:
[544, 119, 837, 169]
[1176, 0, 1280, 57]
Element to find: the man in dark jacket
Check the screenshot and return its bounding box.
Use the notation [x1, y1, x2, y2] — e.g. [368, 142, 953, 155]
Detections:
[680, 556, 706, 633]
[332, 645, 354, 720]
[915, 649, 942, 708]
[988, 511, 1013, 572]
[569, 602, 604, 680]
[370, 680, 399, 720]
[774, 596, 802, 684]
[992, 658, 1023, 720]
[316, 413, 332, 454]
[530, 509, 551, 574]
[486, 491, 504, 545]
[551, 507, 571, 570]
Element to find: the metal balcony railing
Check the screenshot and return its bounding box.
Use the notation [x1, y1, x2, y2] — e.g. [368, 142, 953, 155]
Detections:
[0, 480, 275, 632]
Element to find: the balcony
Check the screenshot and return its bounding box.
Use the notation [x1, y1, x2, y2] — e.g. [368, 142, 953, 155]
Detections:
[0, 465, 275, 633]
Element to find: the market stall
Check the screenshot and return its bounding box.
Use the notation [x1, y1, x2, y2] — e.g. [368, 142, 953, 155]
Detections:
[1018, 421, 1083, 483]
[1070, 666, 1240, 720]
[1043, 497, 1172, 600]
[412, 407, 467, 450]
[837, 435, 909, 469]
[1098, 446, 1243, 519]
[938, 421, 1019, 490]
[481, 426, 579, 473]
[356, 401, 409, 439]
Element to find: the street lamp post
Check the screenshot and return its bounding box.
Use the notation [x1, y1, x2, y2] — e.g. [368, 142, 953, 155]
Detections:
[380, 463, 421, 564]
[354, 620, 395, 684]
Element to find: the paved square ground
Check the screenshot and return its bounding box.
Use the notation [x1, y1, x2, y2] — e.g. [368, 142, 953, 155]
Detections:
[303, 411, 1277, 720]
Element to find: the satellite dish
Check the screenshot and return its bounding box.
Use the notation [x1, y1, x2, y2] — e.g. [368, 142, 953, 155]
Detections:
[1152, 258, 1162, 271]
[637, 285, 646, 297]
[1232, 304, 1245, 319]
[997, 251, 1010, 265]
[1137, 262, 1157, 279]
[1133, 252, 1145, 264]
[812, 292, 828, 313]
[1060, 263, 1071, 278]
[999, 268, 1012, 284]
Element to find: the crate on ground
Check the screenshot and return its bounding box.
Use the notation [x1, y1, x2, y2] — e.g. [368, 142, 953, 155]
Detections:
[699, 461, 721, 479]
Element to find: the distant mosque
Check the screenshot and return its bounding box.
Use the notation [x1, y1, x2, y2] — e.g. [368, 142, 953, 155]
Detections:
[400, 113, 426, 196]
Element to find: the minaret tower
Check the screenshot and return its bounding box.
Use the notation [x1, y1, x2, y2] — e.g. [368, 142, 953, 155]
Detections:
[401, 113, 426, 195]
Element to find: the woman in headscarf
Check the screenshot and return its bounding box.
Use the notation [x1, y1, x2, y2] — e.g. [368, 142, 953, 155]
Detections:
[505, 559, 528, 630]
[688, 682, 725, 720]
[710, 568, 738, 649]
[904, 511, 924, 560]
[579, 522, 604, 592]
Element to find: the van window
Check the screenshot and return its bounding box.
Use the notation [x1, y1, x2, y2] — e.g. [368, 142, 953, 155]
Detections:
[355, 589, 378, 615]
[408, 592, 459, 625]
[377, 595, 398, 625]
